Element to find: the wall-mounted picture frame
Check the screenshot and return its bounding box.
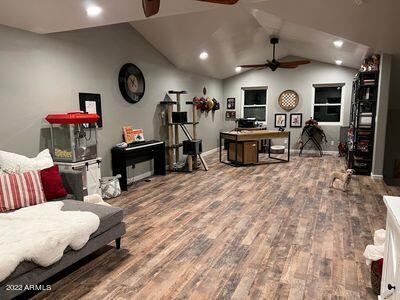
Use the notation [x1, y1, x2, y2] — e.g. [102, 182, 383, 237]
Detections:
[274, 114, 287, 128]
[79, 93, 103, 128]
[290, 113, 303, 128]
[227, 98, 236, 110]
[225, 111, 236, 120]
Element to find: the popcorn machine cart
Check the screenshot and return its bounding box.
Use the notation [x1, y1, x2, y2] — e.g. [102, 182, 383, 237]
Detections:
[45, 112, 102, 196]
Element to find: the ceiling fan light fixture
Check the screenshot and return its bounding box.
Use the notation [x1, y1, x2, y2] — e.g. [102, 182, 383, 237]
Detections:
[239, 38, 311, 72]
[199, 51, 209, 60]
[333, 40, 344, 48]
[335, 60, 343, 66]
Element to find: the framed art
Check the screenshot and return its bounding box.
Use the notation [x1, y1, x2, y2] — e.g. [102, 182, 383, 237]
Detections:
[290, 113, 303, 128]
[79, 93, 103, 128]
[274, 114, 287, 128]
[123, 126, 145, 144]
[227, 98, 236, 110]
[225, 111, 236, 120]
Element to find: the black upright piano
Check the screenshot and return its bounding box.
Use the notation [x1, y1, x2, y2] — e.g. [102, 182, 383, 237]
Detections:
[111, 140, 166, 191]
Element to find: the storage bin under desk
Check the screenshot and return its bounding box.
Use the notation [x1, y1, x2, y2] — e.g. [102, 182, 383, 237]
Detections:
[228, 141, 258, 165]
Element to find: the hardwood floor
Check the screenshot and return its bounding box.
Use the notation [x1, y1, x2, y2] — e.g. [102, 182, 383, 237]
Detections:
[34, 153, 400, 300]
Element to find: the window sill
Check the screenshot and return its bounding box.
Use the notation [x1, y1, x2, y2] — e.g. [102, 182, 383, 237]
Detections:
[316, 122, 343, 126]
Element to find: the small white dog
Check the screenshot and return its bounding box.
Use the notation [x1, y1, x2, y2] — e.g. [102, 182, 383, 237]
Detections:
[329, 169, 355, 192]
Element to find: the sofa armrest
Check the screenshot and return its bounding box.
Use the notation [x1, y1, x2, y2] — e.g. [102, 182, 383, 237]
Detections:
[59, 170, 86, 201]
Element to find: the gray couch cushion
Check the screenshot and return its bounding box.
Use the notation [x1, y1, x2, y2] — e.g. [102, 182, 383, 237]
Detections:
[3, 200, 123, 282]
[61, 200, 123, 238]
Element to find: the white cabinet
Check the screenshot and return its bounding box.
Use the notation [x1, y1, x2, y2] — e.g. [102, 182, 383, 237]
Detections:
[56, 158, 102, 197]
[381, 196, 400, 299]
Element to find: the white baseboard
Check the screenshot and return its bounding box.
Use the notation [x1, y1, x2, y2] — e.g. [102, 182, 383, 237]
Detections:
[215, 146, 338, 156]
[127, 147, 218, 182]
[289, 149, 339, 155]
[371, 173, 384, 180]
[202, 147, 219, 156]
[127, 171, 153, 184]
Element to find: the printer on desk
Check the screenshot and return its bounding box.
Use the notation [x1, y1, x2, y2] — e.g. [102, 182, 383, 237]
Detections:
[237, 118, 257, 128]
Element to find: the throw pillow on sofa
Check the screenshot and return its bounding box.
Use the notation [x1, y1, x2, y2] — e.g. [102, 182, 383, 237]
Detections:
[40, 165, 68, 200]
[0, 149, 53, 174]
[0, 170, 46, 212]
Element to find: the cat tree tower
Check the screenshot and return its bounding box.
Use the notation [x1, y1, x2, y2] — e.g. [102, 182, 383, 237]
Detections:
[160, 90, 208, 172]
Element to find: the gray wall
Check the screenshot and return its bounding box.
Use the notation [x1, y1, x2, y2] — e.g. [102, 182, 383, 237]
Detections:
[383, 54, 400, 185]
[222, 60, 357, 151]
[0, 24, 224, 177]
[372, 53, 392, 178]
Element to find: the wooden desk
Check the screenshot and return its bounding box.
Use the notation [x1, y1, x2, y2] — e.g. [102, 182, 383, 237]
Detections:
[235, 126, 268, 131]
[219, 130, 290, 166]
[234, 127, 269, 152]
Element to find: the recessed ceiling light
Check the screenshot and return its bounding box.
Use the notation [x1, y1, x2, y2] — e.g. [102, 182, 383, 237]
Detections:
[235, 66, 242, 73]
[335, 60, 343, 65]
[333, 40, 344, 48]
[86, 5, 103, 17]
[199, 51, 209, 60]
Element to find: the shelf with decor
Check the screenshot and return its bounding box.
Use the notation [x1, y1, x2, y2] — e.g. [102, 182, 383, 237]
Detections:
[347, 69, 379, 175]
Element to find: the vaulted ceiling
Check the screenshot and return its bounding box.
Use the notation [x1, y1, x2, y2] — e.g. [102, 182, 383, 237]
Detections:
[1, 0, 398, 79]
[131, 6, 370, 78]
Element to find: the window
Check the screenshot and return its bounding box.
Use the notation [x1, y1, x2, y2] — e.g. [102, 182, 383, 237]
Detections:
[312, 84, 344, 124]
[242, 88, 267, 122]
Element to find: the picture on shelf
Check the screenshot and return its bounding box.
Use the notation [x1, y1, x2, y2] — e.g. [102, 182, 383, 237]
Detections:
[227, 98, 235, 110]
[275, 114, 287, 127]
[123, 126, 145, 144]
[290, 113, 302, 128]
[79, 93, 103, 127]
[225, 111, 236, 120]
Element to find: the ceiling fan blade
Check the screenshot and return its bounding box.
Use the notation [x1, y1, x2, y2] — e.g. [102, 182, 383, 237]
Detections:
[279, 60, 311, 68]
[196, 0, 239, 4]
[239, 64, 268, 68]
[279, 64, 298, 69]
[142, 0, 160, 17]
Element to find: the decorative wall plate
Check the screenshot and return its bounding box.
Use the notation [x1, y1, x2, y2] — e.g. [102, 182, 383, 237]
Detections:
[278, 90, 299, 111]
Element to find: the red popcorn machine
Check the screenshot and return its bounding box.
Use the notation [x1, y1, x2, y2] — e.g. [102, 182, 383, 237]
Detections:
[45, 112, 100, 162]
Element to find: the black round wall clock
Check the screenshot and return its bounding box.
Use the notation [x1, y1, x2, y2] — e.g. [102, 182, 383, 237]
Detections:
[118, 63, 145, 103]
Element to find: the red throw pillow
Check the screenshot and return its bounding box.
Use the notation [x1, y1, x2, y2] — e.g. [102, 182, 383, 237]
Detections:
[40, 165, 68, 201]
[0, 170, 46, 212]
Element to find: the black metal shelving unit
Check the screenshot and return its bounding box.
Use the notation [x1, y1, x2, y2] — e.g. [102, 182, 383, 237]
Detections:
[347, 70, 379, 175]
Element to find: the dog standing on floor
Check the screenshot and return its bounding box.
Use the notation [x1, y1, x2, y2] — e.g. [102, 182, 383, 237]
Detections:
[329, 169, 355, 191]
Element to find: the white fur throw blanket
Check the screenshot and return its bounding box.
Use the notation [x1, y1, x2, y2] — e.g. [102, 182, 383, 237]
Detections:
[0, 202, 99, 282]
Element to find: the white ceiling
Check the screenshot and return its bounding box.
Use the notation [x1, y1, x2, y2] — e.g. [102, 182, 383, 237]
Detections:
[0, 0, 229, 33]
[131, 6, 370, 78]
[1, 0, 398, 79]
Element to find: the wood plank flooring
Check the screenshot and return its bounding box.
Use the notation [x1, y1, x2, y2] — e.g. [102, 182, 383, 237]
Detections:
[34, 153, 400, 300]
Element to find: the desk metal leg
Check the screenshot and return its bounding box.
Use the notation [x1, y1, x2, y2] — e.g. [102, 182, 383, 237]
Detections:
[219, 133, 222, 163]
[268, 139, 271, 158]
[235, 136, 238, 164]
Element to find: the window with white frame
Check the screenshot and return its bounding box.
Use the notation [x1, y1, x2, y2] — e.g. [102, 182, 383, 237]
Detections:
[312, 83, 344, 123]
[242, 88, 267, 122]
